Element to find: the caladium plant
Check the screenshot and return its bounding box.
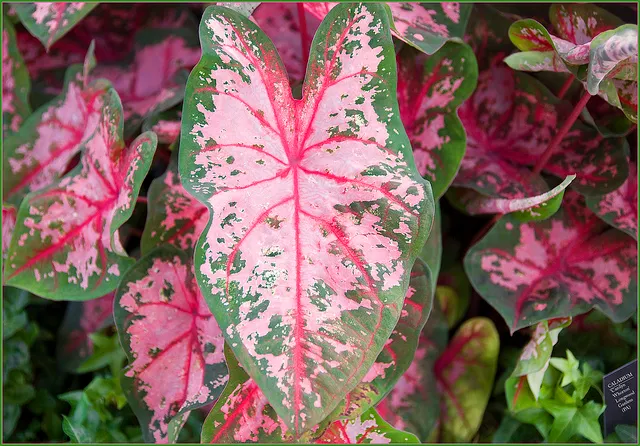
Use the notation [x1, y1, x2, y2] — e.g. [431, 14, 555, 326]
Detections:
[180, 3, 433, 433]
[465, 190, 637, 332]
[2, 17, 31, 137]
[115, 246, 227, 443]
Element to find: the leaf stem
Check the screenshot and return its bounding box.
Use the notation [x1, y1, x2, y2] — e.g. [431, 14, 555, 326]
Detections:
[556, 76, 574, 100]
[137, 196, 147, 204]
[297, 4, 310, 72]
[532, 91, 592, 175]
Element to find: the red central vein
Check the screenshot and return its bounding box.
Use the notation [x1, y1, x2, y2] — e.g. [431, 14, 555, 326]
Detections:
[165, 208, 207, 245]
[292, 166, 304, 435]
[211, 383, 261, 443]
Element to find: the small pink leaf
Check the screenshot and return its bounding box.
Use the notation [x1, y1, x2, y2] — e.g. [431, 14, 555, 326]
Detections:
[2, 57, 107, 204]
[465, 190, 638, 332]
[2, 205, 17, 261]
[397, 42, 477, 199]
[14, 2, 97, 50]
[181, 4, 433, 433]
[586, 161, 638, 240]
[456, 60, 628, 197]
[115, 246, 227, 444]
[315, 408, 419, 444]
[56, 292, 115, 372]
[4, 90, 158, 300]
[91, 29, 201, 134]
[141, 152, 209, 254]
[2, 18, 31, 137]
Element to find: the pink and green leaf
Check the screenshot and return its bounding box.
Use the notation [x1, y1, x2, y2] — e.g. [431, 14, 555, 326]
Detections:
[316, 408, 419, 444]
[4, 91, 158, 301]
[586, 25, 638, 95]
[2, 57, 106, 205]
[14, 2, 97, 50]
[464, 190, 638, 333]
[115, 246, 227, 443]
[548, 4, 624, 46]
[2, 205, 17, 261]
[141, 109, 182, 145]
[448, 175, 575, 222]
[56, 292, 115, 373]
[91, 29, 200, 135]
[2, 17, 31, 137]
[180, 3, 433, 433]
[141, 152, 208, 254]
[586, 160, 637, 240]
[456, 61, 628, 198]
[397, 42, 477, 200]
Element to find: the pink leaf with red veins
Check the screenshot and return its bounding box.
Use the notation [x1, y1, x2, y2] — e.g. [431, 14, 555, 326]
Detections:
[2, 19, 31, 137]
[4, 89, 157, 301]
[14, 2, 97, 50]
[180, 4, 433, 434]
[91, 29, 201, 133]
[586, 161, 638, 240]
[465, 190, 638, 332]
[252, 3, 321, 85]
[2, 62, 108, 205]
[315, 409, 419, 444]
[456, 59, 628, 198]
[115, 247, 227, 444]
[57, 292, 115, 372]
[397, 42, 477, 199]
[141, 152, 209, 254]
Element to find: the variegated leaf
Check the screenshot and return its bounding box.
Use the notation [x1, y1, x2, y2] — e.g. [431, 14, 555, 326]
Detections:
[141, 151, 208, 254]
[115, 246, 227, 443]
[448, 175, 575, 222]
[2, 58, 105, 205]
[586, 25, 638, 95]
[316, 408, 419, 444]
[465, 190, 637, 332]
[4, 90, 157, 300]
[2, 17, 31, 137]
[92, 29, 200, 134]
[56, 292, 115, 372]
[180, 3, 433, 433]
[142, 109, 182, 145]
[586, 160, 637, 240]
[337, 259, 434, 420]
[2, 205, 17, 260]
[456, 61, 628, 197]
[397, 42, 477, 199]
[14, 2, 97, 50]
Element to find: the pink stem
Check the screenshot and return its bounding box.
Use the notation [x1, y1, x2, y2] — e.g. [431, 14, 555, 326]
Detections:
[532, 91, 592, 175]
[557, 76, 574, 100]
[297, 3, 310, 71]
[137, 196, 148, 204]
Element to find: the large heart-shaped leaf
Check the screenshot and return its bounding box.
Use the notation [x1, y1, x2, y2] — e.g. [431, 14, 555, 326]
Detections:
[91, 29, 200, 134]
[377, 314, 499, 442]
[2, 17, 31, 137]
[465, 190, 637, 332]
[180, 3, 433, 433]
[115, 246, 227, 443]
[56, 292, 115, 373]
[315, 408, 419, 444]
[141, 151, 208, 255]
[456, 60, 628, 197]
[2, 59, 107, 205]
[397, 42, 477, 200]
[4, 90, 157, 300]
[337, 258, 434, 420]
[14, 2, 97, 50]
[586, 161, 637, 240]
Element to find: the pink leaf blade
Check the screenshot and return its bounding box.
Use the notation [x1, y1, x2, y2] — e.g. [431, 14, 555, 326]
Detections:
[14, 2, 97, 50]
[316, 408, 420, 444]
[115, 247, 227, 444]
[464, 190, 638, 333]
[4, 89, 158, 301]
[586, 25, 638, 95]
[181, 3, 433, 434]
[2, 18, 31, 137]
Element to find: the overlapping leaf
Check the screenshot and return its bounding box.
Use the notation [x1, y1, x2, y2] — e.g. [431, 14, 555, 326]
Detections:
[2, 17, 31, 137]
[4, 90, 157, 300]
[465, 190, 637, 332]
[3, 59, 106, 205]
[586, 160, 637, 240]
[455, 60, 628, 198]
[115, 246, 227, 443]
[397, 42, 477, 199]
[141, 151, 208, 254]
[315, 408, 419, 444]
[56, 292, 115, 372]
[91, 29, 200, 134]
[377, 313, 499, 442]
[14, 2, 97, 50]
[180, 4, 433, 433]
